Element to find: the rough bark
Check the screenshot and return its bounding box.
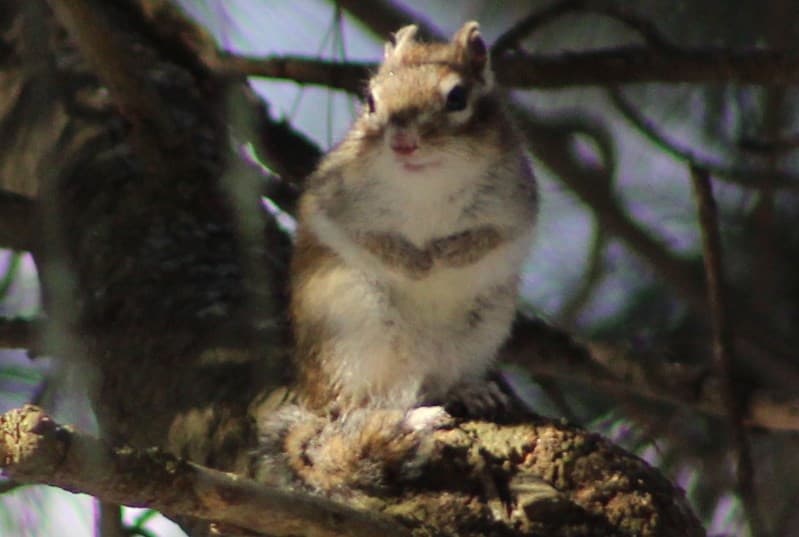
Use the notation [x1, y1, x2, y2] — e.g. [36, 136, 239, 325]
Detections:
[1, 405, 703, 537]
[2, 0, 292, 471]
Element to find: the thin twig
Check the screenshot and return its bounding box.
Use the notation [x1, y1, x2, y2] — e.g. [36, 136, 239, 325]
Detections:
[492, 0, 586, 55]
[516, 105, 799, 391]
[689, 165, 765, 537]
[97, 502, 124, 537]
[557, 225, 606, 326]
[581, 3, 678, 51]
[493, 0, 677, 55]
[609, 88, 799, 190]
[334, 0, 444, 40]
[514, 106, 709, 308]
[213, 54, 371, 94]
[738, 133, 799, 154]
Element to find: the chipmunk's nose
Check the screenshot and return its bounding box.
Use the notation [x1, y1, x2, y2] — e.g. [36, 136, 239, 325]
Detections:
[390, 129, 418, 155]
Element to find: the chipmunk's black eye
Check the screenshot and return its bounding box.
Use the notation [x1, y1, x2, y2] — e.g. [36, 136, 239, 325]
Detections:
[366, 92, 376, 114]
[445, 85, 469, 112]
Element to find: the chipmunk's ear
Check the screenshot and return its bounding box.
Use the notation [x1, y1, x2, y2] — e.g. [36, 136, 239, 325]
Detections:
[385, 24, 418, 60]
[452, 21, 492, 85]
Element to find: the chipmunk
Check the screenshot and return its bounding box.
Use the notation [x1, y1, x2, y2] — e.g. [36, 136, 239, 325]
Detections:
[290, 21, 537, 417]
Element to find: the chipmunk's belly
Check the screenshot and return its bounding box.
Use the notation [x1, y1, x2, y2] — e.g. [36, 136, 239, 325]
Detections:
[327, 170, 532, 407]
[351, 242, 522, 406]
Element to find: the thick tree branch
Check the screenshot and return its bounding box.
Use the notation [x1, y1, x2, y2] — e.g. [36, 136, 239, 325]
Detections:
[0, 405, 410, 537]
[1, 405, 705, 537]
[212, 47, 799, 92]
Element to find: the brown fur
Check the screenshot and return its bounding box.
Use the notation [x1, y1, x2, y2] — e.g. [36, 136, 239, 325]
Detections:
[429, 226, 504, 267]
[355, 230, 433, 278]
[289, 230, 341, 411]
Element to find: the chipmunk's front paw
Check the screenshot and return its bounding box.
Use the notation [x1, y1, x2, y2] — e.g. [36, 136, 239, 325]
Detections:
[404, 405, 455, 431]
[444, 380, 511, 419]
[404, 248, 433, 279]
[429, 231, 473, 265]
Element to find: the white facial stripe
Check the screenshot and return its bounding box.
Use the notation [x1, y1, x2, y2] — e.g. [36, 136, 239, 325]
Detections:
[417, 110, 434, 125]
[439, 73, 464, 100]
[371, 87, 381, 108]
[369, 87, 391, 123]
[448, 108, 471, 125]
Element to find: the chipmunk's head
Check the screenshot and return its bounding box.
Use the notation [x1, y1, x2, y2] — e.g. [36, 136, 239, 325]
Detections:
[355, 22, 504, 173]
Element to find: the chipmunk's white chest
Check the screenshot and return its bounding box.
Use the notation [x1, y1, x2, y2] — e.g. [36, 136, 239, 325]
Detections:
[367, 151, 485, 245]
[355, 149, 525, 312]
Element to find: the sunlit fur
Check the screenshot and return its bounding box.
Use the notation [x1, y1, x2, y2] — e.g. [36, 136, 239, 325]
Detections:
[291, 22, 537, 413]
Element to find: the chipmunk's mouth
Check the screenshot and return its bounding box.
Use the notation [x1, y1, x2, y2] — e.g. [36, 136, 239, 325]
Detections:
[395, 155, 441, 172]
[388, 129, 441, 171]
[402, 160, 439, 172]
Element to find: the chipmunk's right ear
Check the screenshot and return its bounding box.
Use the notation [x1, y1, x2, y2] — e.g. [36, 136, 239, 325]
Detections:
[452, 21, 491, 85]
[385, 24, 418, 60]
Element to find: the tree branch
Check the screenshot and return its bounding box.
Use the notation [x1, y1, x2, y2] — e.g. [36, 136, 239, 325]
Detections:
[689, 166, 764, 537]
[608, 88, 799, 190]
[556, 224, 606, 326]
[214, 54, 371, 95]
[334, 0, 444, 41]
[0, 404, 705, 537]
[212, 47, 799, 91]
[492, 0, 589, 55]
[0, 191, 37, 253]
[514, 107, 709, 307]
[0, 405, 410, 537]
[0, 317, 37, 350]
[502, 316, 799, 432]
[492, 0, 797, 87]
[514, 106, 799, 389]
